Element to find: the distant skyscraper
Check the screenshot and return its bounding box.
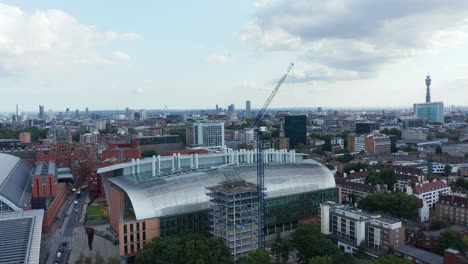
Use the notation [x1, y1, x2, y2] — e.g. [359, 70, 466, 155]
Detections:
[317, 107, 322, 113]
[75, 109, 79, 118]
[245, 101, 251, 119]
[190, 122, 225, 148]
[216, 104, 219, 114]
[15, 104, 20, 121]
[39, 105, 45, 119]
[85, 107, 89, 117]
[228, 104, 235, 113]
[425, 75, 431, 103]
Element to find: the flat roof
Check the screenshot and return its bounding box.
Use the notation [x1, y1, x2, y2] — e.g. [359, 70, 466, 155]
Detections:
[395, 245, 443, 264]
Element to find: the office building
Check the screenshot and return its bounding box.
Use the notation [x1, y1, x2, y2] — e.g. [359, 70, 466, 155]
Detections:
[245, 101, 251, 119]
[355, 122, 379, 134]
[413, 102, 444, 124]
[347, 134, 366, 152]
[284, 115, 307, 148]
[189, 122, 225, 148]
[402, 128, 427, 140]
[401, 117, 424, 128]
[365, 134, 391, 154]
[320, 202, 405, 257]
[98, 150, 339, 258]
[208, 179, 258, 260]
[134, 135, 184, 155]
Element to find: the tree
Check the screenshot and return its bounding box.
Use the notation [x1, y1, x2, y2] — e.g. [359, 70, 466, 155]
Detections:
[356, 241, 366, 258]
[358, 192, 419, 219]
[142, 150, 158, 157]
[344, 163, 368, 174]
[378, 169, 397, 189]
[361, 255, 412, 264]
[292, 222, 339, 263]
[430, 219, 450, 230]
[136, 233, 231, 264]
[309, 256, 333, 264]
[330, 253, 356, 264]
[336, 153, 354, 163]
[271, 233, 291, 264]
[453, 178, 468, 189]
[444, 164, 452, 175]
[169, 129, 187, 144]
[380, 128, 401, 140]
[237, 249, 272, 264]
[436, 229, 467, 255]
[427, 175, 439, 182]
[435, 146, 443, 155]
[365, 172, 383, 185]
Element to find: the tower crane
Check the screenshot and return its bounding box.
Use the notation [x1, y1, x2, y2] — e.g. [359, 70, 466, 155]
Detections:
[250, 62, 294, 250]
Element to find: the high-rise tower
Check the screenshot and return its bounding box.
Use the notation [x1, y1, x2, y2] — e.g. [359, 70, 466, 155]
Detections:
[425, 75, 431, 103]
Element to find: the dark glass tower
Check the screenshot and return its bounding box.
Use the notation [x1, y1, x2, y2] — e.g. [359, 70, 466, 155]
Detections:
[425, 75, 431, 103]
[284, 115, 307, 148]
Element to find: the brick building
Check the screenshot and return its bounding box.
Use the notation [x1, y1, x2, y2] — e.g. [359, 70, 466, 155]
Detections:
[435, 195, 468, 226]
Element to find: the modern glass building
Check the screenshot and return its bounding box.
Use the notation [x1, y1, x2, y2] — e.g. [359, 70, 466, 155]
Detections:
[98, 150, 339, 258]
[284, 115, 307, 148]
[413, 102, 444, 124]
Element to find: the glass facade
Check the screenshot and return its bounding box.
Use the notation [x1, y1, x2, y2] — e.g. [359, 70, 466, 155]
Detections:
[0, 200, 13, 213]
[284, 115, 307, 148]
[413, 102, 444, 124]
[159, 187, 339, 237]
[137, 135, 181, 145]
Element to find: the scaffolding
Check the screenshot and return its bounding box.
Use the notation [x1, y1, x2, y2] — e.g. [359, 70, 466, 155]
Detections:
[207, 179, 259, 260]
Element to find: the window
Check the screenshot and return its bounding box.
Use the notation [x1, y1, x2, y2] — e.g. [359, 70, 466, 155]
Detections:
[137, 243, 141, 251]
[137, 233, 140, 242]
[130, 224, 134, 233]
[131, 234, 134, 243]
[124, 235, 127, 244]
[143, 232, 146, 241]
[124, 225, 127, 234]
[137, 222, 140, 232]
[131, 244, 134, 253]
[124, 245, 128, 255]
[143, 221, 146, 231]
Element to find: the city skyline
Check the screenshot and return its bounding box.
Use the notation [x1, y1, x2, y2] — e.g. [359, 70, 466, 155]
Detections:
[1, 1, 468, 112]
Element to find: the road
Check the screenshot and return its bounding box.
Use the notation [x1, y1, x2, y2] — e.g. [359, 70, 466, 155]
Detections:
[40, 188, 88, 264]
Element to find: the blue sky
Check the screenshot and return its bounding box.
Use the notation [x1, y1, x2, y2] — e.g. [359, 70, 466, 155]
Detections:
[1, 1, 468, 112]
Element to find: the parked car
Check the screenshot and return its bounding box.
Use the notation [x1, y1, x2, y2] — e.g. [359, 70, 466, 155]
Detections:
[74, 200, 78, 205]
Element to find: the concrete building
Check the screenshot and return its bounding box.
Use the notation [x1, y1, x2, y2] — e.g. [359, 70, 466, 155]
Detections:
[331, 137, 345, 151]
[135, 135, 184, 154]
[19, 132, 31, 144]
[98, 150, 338, 259]
[401, 117, 425, 128]
[395, 245, 443, 264]
[348, 134, 366, 152]
[402, 128, 428, 141]
[435, 195, 467, 226]
[188, 122, 225, 148]
[406, 180, 450, 222]
[335, 178, 388, 203]
[320, 202, 405, 257]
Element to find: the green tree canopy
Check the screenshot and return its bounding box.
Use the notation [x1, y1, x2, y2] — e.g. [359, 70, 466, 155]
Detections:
[271, 233, 291, 264]
[336, 153, 354, 163]
[142, 150, 158, 157]
[430, 219, 450, 230]
[344, 163, 368, 174]
[358, 192, 419, 219]
[136, 233, 231, 264]
[436, 229, 467, 255]
[169, 129, 187, 144]
[444, 164, 452, 174]
[237, 249, 272, 264]
[309, 256, 333, 264]
[292, 222, 339, 263]
[435, 146, 443, 155]
[380, 128, 401, 140]
[453, 178, 468, 189]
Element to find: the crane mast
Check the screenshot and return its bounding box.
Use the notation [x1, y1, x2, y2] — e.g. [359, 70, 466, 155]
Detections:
[251, 62, 293, 251]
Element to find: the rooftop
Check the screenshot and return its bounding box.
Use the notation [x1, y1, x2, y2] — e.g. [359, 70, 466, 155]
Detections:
[413, 180, 447, 194]
[395, 245, 443, 264]
[0, 153, 32, 210]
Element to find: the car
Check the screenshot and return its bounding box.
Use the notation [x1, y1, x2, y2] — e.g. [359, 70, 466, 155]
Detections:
[75, 209, 79, 213]
[58, 246, 63, 252]
[62, 241, 67, 247]
[74, 200, 78, 205]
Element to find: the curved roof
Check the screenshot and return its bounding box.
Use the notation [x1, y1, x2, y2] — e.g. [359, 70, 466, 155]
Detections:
[109, 160, 336, 220]
[0, 153, 33, 210]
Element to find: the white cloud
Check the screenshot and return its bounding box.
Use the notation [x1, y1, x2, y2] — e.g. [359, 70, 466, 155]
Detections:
[0, 3, 137, 75]
[204, 53, 234, 64]
[239, 0, 468, 82]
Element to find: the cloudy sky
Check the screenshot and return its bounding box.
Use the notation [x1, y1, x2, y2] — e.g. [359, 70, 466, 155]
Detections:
[1, 0, 468, 112]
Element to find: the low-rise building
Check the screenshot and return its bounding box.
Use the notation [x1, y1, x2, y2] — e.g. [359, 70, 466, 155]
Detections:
[320, 202, 405, 257]
[335, 178, 387, 203]
[406, 180, 450, 222]
[394, 245, 443, 264]
[435, 195, 467, 226]
[402, 128, 428, 141]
